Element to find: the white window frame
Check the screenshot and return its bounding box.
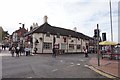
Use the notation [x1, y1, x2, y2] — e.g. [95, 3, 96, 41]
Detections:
[43, 42, 52, 49]
[69, 44, 74, 49]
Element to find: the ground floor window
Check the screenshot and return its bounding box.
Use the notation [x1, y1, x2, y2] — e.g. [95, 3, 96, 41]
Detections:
[69, 44, 74, 49]
[61, 43, 66, 49]
[77, 45, 81, 49]
[43, 42, 52, 49]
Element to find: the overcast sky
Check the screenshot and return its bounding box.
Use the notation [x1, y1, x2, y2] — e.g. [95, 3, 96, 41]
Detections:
[0, 0, 119, 42]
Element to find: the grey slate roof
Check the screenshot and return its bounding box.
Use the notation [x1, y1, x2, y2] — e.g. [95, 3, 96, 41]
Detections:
[25, 22, 93, 40]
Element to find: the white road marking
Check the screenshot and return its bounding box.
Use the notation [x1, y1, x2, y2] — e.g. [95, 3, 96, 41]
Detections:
[84, 65, 89, 67]
[70, 64, 74, 66]
[27, 77, 32, 78]
[0, 53, 11, 56]
[60, 60, 63, 62]
[70, 62, 74, 65]
[79, 59, 84, 62]
[77, 63, 80, 66]
[52, 69, 58, 72]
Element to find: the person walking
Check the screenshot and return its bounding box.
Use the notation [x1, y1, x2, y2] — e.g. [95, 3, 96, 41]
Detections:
[83, 47, 88, 57]
[52, 47, 56, 58]
[34, 47, 38, 54]
[25, 46, 30, 56]
[11, 46, 15, 57]
[15, 46, 20, 57]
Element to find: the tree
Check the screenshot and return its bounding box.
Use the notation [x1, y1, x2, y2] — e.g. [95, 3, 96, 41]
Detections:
[2, 31, 9, 40]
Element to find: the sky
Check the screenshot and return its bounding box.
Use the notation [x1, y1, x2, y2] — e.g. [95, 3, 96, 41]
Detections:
[0, 0, 119, 42]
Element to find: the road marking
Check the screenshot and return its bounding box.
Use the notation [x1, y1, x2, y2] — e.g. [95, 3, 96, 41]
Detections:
[60, 60, 63, 63]
[0, 54, 11, 56]
[52, 69, 58, 72]
[86, 65, 116, 78]
[70, 62, 74, 65]
[70, 64, 74, 67]
[77, 63, 80, 66]
[27, 77, 32, 78]
[79, 59, 84, 62]
[84, 65, 89, 67]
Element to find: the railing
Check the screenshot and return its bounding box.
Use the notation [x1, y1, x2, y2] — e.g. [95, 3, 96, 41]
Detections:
[101, 52, 120, 60]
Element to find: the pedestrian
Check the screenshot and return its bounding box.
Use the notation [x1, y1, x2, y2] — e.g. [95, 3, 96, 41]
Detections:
[11, 46, 15, 57]
[34, 47, 38, 54]
[52, 47, 56, 58]
[3, 45, 6, 50]
[85, 48, 88, 57]
[25, 46, 30, 56]
[2, 45, 3, 50]
[19, 46, 23, 56]
[15, 46, 20, 57]
[83, 46, 88, 57]
[22, 47, 25, 55]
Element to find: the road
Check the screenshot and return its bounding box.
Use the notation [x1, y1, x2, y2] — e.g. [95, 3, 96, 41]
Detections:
[1, 50, 107, 78]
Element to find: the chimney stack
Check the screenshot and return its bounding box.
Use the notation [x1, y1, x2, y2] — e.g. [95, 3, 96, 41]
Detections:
[30, 26, 33, 31]
[22, 24, 25, 28]
[44, 15, 48, 23]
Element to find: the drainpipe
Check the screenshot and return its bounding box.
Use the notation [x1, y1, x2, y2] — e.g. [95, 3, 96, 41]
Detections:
[42, 33, 44, 53]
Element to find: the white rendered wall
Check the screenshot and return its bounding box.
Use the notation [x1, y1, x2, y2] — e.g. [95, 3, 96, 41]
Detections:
[32, 33, 89, 53]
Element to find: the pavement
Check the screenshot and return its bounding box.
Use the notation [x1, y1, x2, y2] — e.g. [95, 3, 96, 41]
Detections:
[89, 55, 120, 79]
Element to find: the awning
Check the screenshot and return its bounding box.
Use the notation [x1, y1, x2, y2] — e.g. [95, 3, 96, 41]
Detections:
[99, 41, 117, 46]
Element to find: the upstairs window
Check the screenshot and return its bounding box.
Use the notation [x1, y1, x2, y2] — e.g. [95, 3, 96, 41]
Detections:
[46, 32, 50, 37]
[69, 35, 71, 39]
[57, 33, 60, 38]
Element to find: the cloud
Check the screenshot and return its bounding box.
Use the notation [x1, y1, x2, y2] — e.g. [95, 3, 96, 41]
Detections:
[0, 0, 118, 42]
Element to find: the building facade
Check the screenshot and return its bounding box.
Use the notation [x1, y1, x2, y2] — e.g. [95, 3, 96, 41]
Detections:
[25, 16, 93, 54]
[0, 27, 3, 44]
[11, 25, 28, 47]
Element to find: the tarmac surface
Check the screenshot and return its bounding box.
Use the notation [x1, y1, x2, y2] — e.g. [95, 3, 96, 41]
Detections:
[1, 50, 106, 78]
[1, 49, 119, 80]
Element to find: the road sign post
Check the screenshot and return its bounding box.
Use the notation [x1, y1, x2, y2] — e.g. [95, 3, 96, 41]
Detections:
[97, 24, 100, 66]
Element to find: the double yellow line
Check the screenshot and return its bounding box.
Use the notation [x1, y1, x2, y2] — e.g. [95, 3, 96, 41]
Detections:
[88, 65, 116, 78]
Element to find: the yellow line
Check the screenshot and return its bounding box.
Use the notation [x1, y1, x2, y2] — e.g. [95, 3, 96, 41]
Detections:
[89, 66, 116, 78]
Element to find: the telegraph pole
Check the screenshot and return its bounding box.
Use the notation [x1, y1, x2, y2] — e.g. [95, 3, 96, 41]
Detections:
[97, 24, 100, 66]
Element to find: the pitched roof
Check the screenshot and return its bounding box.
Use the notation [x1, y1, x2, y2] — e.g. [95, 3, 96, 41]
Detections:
[12, 27, 28, 37]
[25, 22, 93, 40]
